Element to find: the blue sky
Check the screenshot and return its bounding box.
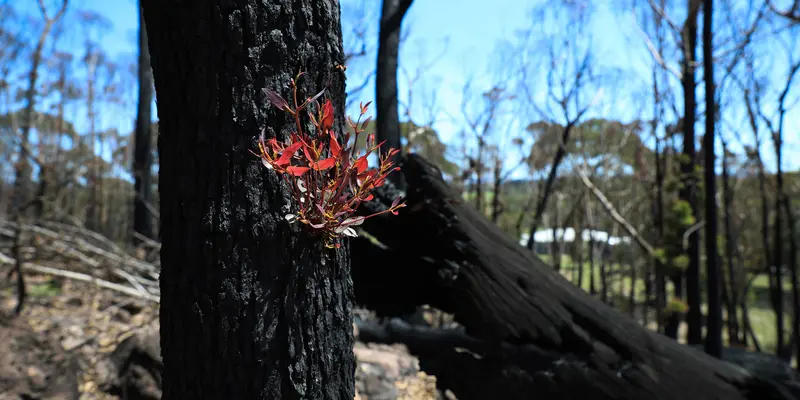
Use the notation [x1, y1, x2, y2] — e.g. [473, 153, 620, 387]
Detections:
[9, 0, 800, 180]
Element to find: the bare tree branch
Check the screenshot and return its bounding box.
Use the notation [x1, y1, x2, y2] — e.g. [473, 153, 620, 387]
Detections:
[767, 0, 800, 23]
[574, 165, 656, 257]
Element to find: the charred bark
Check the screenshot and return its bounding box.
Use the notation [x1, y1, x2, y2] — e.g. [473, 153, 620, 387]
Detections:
[682, 0, 702, 346]
[702, 0, 722, 358]
[376, 0, 413, 190]
[351, 153, 796, 400]
[132, 1, 154, 245]
[142, 1, 355, 398]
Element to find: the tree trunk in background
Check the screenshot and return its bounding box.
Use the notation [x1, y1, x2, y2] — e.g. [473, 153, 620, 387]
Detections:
[653, 137, 666, 333]
[376, 0, 413, 190]
[525, 123, 576, 249]
[132, 1, 154, 245]
[12, 1, 67, 218]
[589, 238, 596, 295]
[85, 50, 99, 231]
[665, 274, 683, 339]
[785, 195, 799, 366]
[772, 61, 800, 362]
[601, 240, 609, 304]
[490, 156, 503, 223]
[142, 0, 355, 398]
[682, 0, 702, 346]
[721, 140, 740, 345]
[702, 0, 722, 358]
[586, 187, 597, 296]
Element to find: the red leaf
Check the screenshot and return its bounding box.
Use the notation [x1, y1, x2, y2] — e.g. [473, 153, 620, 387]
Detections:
[286, 166, 310, 176]
[266, 138, 281, 153]
[385, 148, 400, 158]
[360, 101, 372, 115]
[390, 198, 406, 215]
[312, 157, 336, 171]
[330, 133, 341, 157]
[303, 145, 316, 163]
[263, 88, 290, 111]
[321, 99, 335, 132]
[276, 141, 303, 166]
[364, 194, 374, 201]
[354, 156, 368, 173]
[341, 216, 365, 227]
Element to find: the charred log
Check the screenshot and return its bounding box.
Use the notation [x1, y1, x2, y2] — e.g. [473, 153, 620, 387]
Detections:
[351, 153, 797, 400]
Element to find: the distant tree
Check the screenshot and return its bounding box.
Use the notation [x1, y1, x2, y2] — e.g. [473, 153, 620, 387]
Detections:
[11, 0, 68, 220]
[680, 0, 702, 346]
[9, 0, 68, 315]
[702, 0, 722, 358]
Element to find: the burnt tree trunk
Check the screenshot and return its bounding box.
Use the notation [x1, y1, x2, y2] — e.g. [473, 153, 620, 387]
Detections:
[350, 154, 797, 400]
[142, 1, 355, 398]
[525, 122, 576, 248]
[721, 140, 740, 344]
[376, 0, 413, 190]
[132, 1, 154, 245]
[771, 59, 800, 362]
[682, 0, 702, 346]
[702, 0, 722, 358]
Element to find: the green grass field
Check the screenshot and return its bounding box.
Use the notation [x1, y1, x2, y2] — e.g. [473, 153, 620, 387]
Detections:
[538, 254, 791, 355]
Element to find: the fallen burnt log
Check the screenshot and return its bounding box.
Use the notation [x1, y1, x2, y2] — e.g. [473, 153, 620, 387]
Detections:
[351, 154, 798, 400]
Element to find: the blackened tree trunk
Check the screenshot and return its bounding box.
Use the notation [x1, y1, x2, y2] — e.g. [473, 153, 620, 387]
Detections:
[84, 50, 99, 231]
[702, 0, 722, 358]
[681, 0, 702, 346]
[653, 136, 667, 334]
[490, 156, 503, 223]
[785, 195, 799, 366]
[586, 189, 597, 296]
[142, 1, 355, 398]
[132, 1, 154, 245]
[525, 122, 577, 249]
[721, 140, 740, 344]
[742, 86, 779, 351]
[376, 0, 413, 190]
[772, 60, 800, 362]
[350, 154, 795, 400]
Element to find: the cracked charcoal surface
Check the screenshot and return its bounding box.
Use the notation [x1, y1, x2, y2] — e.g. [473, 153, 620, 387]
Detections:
[143, 0, 355, 398]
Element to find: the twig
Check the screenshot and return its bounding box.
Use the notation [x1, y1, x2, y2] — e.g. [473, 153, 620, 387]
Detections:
[683, 221, 706, 250]
[631, 12, 683, 81]
[0, 252, 159, 303]
[575, 166, 657, 257]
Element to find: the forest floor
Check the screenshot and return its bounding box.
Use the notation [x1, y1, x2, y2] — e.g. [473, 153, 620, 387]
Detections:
[0, 274, 442, 400]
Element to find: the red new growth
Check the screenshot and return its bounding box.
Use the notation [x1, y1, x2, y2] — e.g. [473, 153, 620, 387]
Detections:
[252, 71, 406, 248]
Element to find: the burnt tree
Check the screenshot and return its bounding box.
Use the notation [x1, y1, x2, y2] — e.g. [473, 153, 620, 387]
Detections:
[132, 0, 154, 245]
[682, 0, 703, 346]
[142, 1, 355, 398]
[351, 154, 799, 400]
[376, 0, 413, 189]
[702, 0, 722, 358]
